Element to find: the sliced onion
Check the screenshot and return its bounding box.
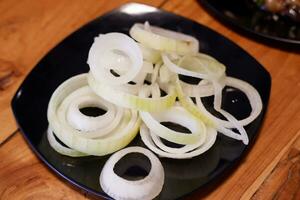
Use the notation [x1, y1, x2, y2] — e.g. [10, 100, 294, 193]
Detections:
[150, 61, 162, 84]
[66, 92, 117, 132]
[139, 43, 161, 63]
[47, 74, 140, 156]
[196, 77, 263, 127]
[163, 52, 253, 144]
[140, 106, 206, 145]
[162, 53, 226, 81]
[87, 32, 143, 85]
[175, 77, 215, 126]
[130, 22, 199, 55]
[177, 53, 226, 81]
[59, 86, 123, 138]
[150, 130, 206, 154]
[140, 124, 217, 159]
[109, 61, 153, 95]
[47, 127, 87, 157]
[179, 79, 214, 97]
[45, 23, 267, 200]
[100, 146, 164, 200]
[132, 61, 153, 85]
[194, 77, 263, 144]
[162, 52, 223, 126]
[88, 72, 176, 112]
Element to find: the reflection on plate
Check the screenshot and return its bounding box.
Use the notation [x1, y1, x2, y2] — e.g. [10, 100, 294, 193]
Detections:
[11, 3, 271, 199]
[200, 0, 300, 47]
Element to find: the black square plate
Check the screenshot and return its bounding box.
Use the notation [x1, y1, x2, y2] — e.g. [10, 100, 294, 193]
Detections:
[11, 3, 271, 199]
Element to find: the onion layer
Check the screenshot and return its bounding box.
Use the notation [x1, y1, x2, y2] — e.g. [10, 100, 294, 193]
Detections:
[140, 106, 206, 145]
[88, 72, 176, 112]
[100, 146, 164, 200]
[130, 22, 199, 55]
[47, 127, 87, 157]
[87, 32, 143, 85]
[47, 74, 140, 156]
[196, 77, 263, 128]
[175, 77, 215, 126]
[140, 124, 217, 159]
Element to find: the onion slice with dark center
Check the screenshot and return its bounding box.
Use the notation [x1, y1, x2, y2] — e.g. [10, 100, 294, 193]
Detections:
[100, 146, 164, 200]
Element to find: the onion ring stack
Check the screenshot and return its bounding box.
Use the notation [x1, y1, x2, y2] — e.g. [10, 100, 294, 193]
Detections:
[46, 21, 263, 200]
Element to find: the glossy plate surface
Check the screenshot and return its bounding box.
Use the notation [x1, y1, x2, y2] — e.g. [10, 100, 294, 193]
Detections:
[11, 3, 271, 200]
[200, 0, 300, 47]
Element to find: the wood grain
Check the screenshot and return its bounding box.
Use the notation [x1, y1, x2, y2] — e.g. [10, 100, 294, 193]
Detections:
[0, 0, 164, 144]
[162, 0, 300, 199]
[1, 0, 300, 199]
[250, 130, 300, 200]
[0, 132, 92, 200]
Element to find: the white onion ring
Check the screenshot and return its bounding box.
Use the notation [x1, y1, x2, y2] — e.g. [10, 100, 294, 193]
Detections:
[140, 106, 206, 145]
[47, 127, 87, 157]
[177, 53, 226, 81]
[67, 94, 116, 132]
[196, 77, 263, 127]
[212, 81, 249, 145]
[163, 53, 255, 144]
[130, 22, 199, 55]
[150, 130, 206, 154]
[59, 86, 123, 138]
[150, 61, 161, 84]
[138, 43, 161, 63]
[87, 32, 143, 85]
[132, 61, 153, 85]
[179, 80, 214, 97]
[88, 72, 176, 112]
[138, 84, 206, 145]
[140, 124, 217, 159]
[47, 74, 140, 156]
[158, 64, 174, 83]
[162, 53, 225, 81]
[100, 146, 164, 200]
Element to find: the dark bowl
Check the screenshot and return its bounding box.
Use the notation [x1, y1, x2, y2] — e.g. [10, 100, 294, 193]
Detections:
[199, 0, 300, 49]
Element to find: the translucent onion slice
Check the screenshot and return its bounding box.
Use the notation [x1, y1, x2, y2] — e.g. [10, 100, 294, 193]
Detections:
[113, 61, 153, 90]
[139, 43, 161, 63]
[130, 22, 199, 55]
[47, 74, 140, 156]
[162, 53, 226, 81]
[196, 77, 263, 127]
[175, 78, 215, 126]
[179, 80, 214, 97]
[150, 130, 206, 154]
[211, 81, 249, 145]
[47, 127, 87, 157]
[140, 124, 217, 159]
[100, 146, 164, 200]
[150, 61, 161, 84]
[138, 83, 206, 145]
[158, 64, 173, 83]
[140, 106, 206, 145]
[132, 61, 153, 86]
[87, 32, 143, 85]
[162, 52, 223, 125]
[88, 72, 176, 112]
[163, 53, 252, 144]
[67, 94, 116, 132]
[59, 86, 123, 138]
[177, 53, 226, 81]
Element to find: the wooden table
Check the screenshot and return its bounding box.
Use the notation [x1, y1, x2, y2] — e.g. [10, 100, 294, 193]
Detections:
[0, 0, 299, 199]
